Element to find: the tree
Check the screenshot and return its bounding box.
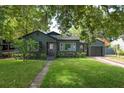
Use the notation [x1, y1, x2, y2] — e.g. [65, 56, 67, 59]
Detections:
[52, 6, 105, 43]
[15, 39, 38, 62]
[53, 5, 124, 43]
[0, 6, 56, 41]
[112, 44, 121, 57]
[1, 5, 124, 46]
[68, 26, 81, 37]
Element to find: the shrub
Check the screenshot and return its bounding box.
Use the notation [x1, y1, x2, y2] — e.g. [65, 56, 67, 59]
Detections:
[2, 52, 13, 58]
[12, 53, 23, 60]
[57, 51, 76, 57]
[119, 49, 124, 55]
[28, 52, 47, 60]
[14, 39, 39, 62]
[76, 51, 86, 58]
[57, 51, 86, 58]
[40, 53, 47, 59]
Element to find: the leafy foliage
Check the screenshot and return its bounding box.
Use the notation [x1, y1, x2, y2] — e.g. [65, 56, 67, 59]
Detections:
[112, 44, 124, 56]
[0, 6, 55, 41]
[54, 5, 124, 42]
[15, 39, 38, 61]
[1, 5, 124, 43]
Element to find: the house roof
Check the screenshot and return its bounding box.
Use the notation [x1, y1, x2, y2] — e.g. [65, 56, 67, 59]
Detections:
[20, 30, 80, 41]
[19, 30, 57, 40]
[80, 40, 86, 43]
[50, 35, 80, 41]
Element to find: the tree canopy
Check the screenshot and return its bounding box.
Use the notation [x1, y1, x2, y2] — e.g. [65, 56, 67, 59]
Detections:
[54, 5, 124, 42]
[0, 5, 124, 43]
[0, 6, 55, 41]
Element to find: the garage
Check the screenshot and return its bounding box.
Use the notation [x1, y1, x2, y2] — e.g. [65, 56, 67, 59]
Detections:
[88, 39, 105, 56]
[90, 46, 103, 56]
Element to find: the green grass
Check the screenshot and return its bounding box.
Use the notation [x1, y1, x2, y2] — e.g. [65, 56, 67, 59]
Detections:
[0, 59, 45, 88]
[42, 58, 124, 88]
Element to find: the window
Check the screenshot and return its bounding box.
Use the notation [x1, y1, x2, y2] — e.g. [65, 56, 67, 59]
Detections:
[60, 42, 76, 51]
[65, 43, 71, 50]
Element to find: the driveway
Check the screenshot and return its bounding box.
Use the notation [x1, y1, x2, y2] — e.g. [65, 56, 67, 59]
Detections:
[93, 57, 124, 68]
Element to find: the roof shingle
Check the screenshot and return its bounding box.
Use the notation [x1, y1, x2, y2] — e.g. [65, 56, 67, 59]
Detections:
[50, 35, 79, 40]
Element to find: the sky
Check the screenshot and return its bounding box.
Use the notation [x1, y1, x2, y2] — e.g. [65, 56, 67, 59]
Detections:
[50, 17, 59, 33]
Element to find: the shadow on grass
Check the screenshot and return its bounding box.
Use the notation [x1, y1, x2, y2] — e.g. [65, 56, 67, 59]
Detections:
[42, 58, 124, 88]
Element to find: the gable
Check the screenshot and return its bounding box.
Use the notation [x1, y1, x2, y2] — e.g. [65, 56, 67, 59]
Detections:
[21, 31, 57, 42]
[91, 40, 104, 46]
[20, 30, 80, 43]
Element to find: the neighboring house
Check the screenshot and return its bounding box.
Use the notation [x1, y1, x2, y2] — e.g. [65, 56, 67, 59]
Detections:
[98, 38, 115, 55]
[0, 40, 14, 52]
[0, 40, 15, 57]
[111, 36, 124, 51]
[0, 30, 106, 58]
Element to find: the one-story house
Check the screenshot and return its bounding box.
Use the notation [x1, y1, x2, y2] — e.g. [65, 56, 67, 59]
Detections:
[0, 30, 106, 58]
[20, 30, 105, 57]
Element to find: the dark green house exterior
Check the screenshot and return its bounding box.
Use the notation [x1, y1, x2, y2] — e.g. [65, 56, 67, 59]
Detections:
[21, 30, 105, 58]
[0, 30, 105, 58]
[21, 30, 81, 58]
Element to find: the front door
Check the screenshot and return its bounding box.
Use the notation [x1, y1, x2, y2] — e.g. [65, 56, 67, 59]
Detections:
[47, 42, 56, 56]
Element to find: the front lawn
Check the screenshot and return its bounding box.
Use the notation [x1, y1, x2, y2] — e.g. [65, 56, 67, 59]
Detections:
[42, 58, 124, 88]
[0, 59, 45, 88]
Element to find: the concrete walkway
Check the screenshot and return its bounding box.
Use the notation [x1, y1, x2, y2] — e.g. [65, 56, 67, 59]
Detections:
[94, 57, 124, 68]
[30, 60, 53, 88]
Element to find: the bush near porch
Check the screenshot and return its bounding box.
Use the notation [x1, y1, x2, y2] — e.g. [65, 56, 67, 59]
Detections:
[57, 51, 86, 58]
[12, 52, 47, 60]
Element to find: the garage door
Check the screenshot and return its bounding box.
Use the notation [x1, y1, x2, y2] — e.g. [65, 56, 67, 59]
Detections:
[90, 46, 103, 56]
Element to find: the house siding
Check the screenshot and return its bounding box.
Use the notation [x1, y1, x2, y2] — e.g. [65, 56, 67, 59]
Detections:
[19, 31, 105, 58]
[23, 31, 57, 55]
[21, 31, 81, 58]
[105, 47, 115, 55]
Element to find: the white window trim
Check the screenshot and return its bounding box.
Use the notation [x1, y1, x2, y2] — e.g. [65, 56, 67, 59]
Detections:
[59, 42, 76, 51]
